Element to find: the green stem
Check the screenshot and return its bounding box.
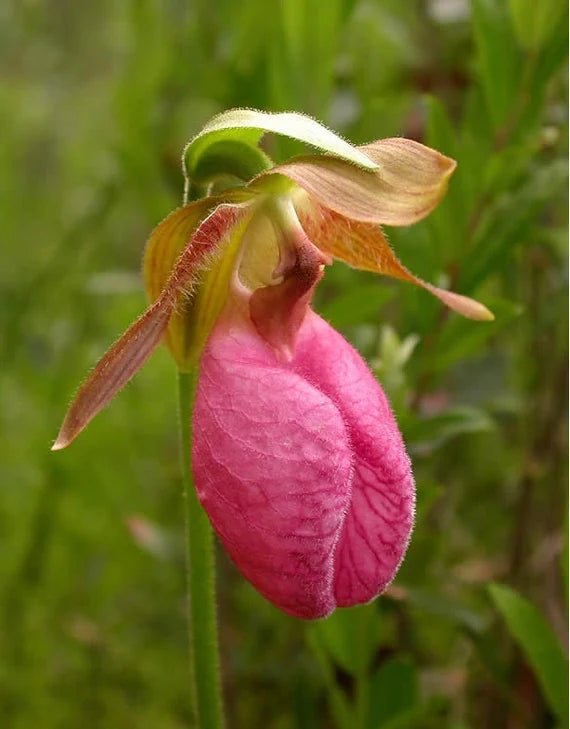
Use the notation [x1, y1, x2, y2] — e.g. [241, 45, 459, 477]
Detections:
[355, 670, 370, 729]
[177, 370, 225, 729]
[306, 629, 353, 729]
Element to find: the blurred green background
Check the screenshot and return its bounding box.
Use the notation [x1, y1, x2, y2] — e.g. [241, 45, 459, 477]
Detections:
[1, 0, 567, 727]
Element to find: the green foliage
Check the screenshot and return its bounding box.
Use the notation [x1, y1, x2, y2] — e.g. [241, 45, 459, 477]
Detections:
[368, 658, 419, 728]
[488, 584, 569, 724]
[0, 0, 567, 728]
[508, 0, 567, 49]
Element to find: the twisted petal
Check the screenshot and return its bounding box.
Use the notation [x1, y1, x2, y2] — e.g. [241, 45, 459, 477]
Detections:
[256, 138, 456, 226]
[296, 200, 494, 321]
[144, 190, 255, 365]
[52, 300, 173, 451]
[53, 202, 252, 450]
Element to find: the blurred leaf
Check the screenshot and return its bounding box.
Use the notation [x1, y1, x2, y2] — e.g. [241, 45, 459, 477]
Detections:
[430, 297, 523, 374]
[562, 511, 568, 605]
[376, 326, 419, 371]
[471, 0, 521, 129]
[306, 629, 353, 729]
[347, 4, 417, 100]
[425, 96, 458, 160]
[317, 283, 394, 331]
[367, 658, 419, 729]
[269, 0, 345, 119]
[528, 15, 569, 93]
[459, 87, 495, 210]
[310, 603, 378, 676]
[425, 95, 468, 261]
[405, 588, 487, 634]
[372, 325, 420, 403]
[463, 158, 569, 291]
[404, 406, 496, 455]
[508, 0, 567, 49]
[415, 481, 444, 525]
[483, 140, 540, 195]
[488, 583, 569, 724]
[228, 0, 271, 75]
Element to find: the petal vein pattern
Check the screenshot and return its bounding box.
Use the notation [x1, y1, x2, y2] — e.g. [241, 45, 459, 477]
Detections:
[192, 309, 415, 619]
[53, 202, 252, 450]
[296, 201, 494, 321]
[264, 137, 456, 226]
[294, 314, 414, 607]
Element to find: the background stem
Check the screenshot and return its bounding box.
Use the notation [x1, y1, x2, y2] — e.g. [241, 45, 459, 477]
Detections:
[178, 370, 225, 729]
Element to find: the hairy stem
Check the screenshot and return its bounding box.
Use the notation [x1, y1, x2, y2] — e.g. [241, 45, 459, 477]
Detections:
[178, 370, 225, 729]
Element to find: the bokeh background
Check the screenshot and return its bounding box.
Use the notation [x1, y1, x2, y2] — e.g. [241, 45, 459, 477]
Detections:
[1, 0, 568, 727]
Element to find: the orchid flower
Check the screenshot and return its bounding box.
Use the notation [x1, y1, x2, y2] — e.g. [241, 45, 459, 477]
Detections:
[53, 110, 492, 620]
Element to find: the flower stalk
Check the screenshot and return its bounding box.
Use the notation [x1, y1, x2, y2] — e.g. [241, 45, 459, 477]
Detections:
[178, 369, 224, 729]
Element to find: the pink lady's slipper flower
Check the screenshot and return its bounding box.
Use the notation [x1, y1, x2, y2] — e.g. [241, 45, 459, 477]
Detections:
[53, 110, 492, 619]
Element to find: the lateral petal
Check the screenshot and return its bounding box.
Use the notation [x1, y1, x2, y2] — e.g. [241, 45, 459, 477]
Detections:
[296, 200, 494, 321]
[144, 190, 255, 364]
[52, 299, 173, 451]
[360, 137, 456, 208]
[53, 203, 251, 450]
[256, 137, 455, 227]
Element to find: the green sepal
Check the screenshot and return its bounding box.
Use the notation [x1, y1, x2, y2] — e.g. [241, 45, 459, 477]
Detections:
[185, 139, 274, 200]
[182, 108, 378, 200]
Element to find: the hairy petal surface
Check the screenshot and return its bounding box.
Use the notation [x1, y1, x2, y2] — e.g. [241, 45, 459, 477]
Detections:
[293, 312, 415, 606]
[192, 310, 353, 619]
[257, 137, 455, 226]
[144, 191, 255, 366]
[296, 200, 494, 321]
[53, 203, 250, 450]
[360, 137, 456, 207]
[192, 308, 415, 618]
[183, 108, 378, 187]
[52, 300, 173, 451]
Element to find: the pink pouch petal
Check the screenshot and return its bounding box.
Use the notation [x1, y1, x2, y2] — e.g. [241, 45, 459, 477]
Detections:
[193, 306, 414, 618]
[192, 312, 353, 619]
[293, 312, 415, 606]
